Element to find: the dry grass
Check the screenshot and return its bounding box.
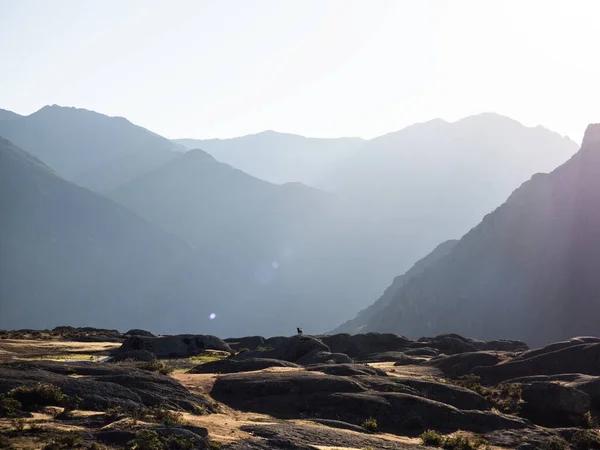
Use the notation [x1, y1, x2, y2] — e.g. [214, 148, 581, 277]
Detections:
[0, 339, 120, 360]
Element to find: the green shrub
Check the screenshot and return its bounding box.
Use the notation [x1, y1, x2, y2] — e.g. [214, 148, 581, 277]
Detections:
[442, 435, 486, 450]
[9, 383, 67, 411]
[148, 406, 185, 426]
[163, 435, 196, 450]
[0, 394, 22, 418]
[42, 433, 82, 449]
[10, 417, 26, 432]
[452, 375, 490, 396]
[361, 417, 378, 432]
[128, 430, 163, 450]
[584, 411, 598, 429]
[571, 430, 600, 450]
[191, 403, 208, 415]
[545, 437, 568, 450]
[208, 442, 221, 450]
[421, 429, 444, 447]
[255, 346, 273, 352]
[138, 360, 173, 376]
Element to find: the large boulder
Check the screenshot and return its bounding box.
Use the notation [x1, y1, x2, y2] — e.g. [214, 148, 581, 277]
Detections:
[0, 361, 216, 413]
[474, 342, 600, 384]
[418, 334, 478, 354]
[271, 335, 331, 362]
[189, 358, 300, 374]
[124, 329, 155, 338]
[114, 334, 233, 358]
[306, 364, 387, 377]
[483, 340, 528, 352]
[224, 336, 266, 351]
[356, 351, 425, 364]
[320, 333, 411, 358]
[211, 371, 527, 434]
[111, 350, 156, 362]
[295, 351, 352, 365]
[520, 381, 591, 427]
[425, 351, 503, 378]
[515, 337, 600, 361]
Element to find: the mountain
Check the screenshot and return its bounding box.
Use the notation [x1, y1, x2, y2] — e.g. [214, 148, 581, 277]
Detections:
[174, 131, 363, 185]
[0, 109, 22, 121]
[0, 137, 231, 333]
[314, 113, 579, 283]
[331, 239, 458, 334]
[0, 105, 181, 191]
[355, 124, 600, 346]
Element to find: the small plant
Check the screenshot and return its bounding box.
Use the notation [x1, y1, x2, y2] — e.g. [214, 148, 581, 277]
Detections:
[361, 417, 378, 432]
[9, 383, 67, 411]
[0, 394, 22, 418]
[208, 441, 221, 450]
[452, 375, 490, 396]
[584, 411, 599, 429]
[254, 346, 273, 352]
[43, 433, 82, 449]
[10, 417, 26, 432]
[237, 348, 250, 353]
[421, 429, 444, 447]
[191, 403, 208, 415]
[149, 405, 185, 426]
[442, 435, 486, 450]
[545, 436, 568, 450]
[129, 429, 163, 450]
[138, 360, 173, 376]
[163, 435, 196, 450]
[570, 430, 600, 450]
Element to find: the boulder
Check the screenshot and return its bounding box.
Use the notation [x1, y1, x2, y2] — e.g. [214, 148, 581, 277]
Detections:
[483, 340, 528, 352]
[263, 336, 288, 349]
[0, 360, 216, 413]
[474, 342, 600, 384]
[516, 337, 600, 361]
[520, 381, 591, 427]
[425, 351, 503, 378]
[295, 351, 352, 365]
[357, 351, 424, 364]
[113, 334, 233, 358]
[421, 334, 478, 354]
[189, 358, 300, 374]
[124, 329, 155, 338]
[224, 336, 266, 351]
[111, 350, 156, 362]
[320, 333, 411, 358]
[305, 364, 387, 377]
[403, 347, 440, 357]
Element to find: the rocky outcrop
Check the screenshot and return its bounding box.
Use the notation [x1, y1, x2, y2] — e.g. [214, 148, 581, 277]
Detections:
[425, 351, 503, 378]
[114, 335, 233, 358]
[520, 382, 591, 427]
[474, 342, 600, 384]
[320, 333, 411, 358]
[306, 364, 387, 377]
[110, 350, 156, 362]
[211, 371, 527, 435]
[224, 336, 266, 351]
[189, 358, 300, 374]
[0, 361, 216, 413]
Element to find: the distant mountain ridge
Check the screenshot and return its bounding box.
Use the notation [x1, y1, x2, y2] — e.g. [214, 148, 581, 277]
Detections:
[0, 105, 182, 191]
[174, 131, 364, 185]
[354, 124, 600, 345]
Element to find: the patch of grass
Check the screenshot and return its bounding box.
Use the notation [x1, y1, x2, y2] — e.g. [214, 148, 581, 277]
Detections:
[254, 346, 273, 352]
[584, 411, 598, 429]
[361, 417, 378, 432]
[163, 435, 196, 450]
[442, 435, 486, 450]
[129, 430, 163, 450]
[545, 436, 568, 450]
[451, 375, 490, 397]
[9, 383, 68, 411]
[148, 406, 185, 426]
[191, 403, 208, 415]
[138, 360, 173, 376]
[208, 442, 221, 450]
[42, 433, 82, 449]
[0, 394, 22, 418]
[9, 417, 26, 432]
[0, 435, 14, 450]
[570, 430, 600, 450]
[237, 348, 250, 353]
[421, 429, 444, 447]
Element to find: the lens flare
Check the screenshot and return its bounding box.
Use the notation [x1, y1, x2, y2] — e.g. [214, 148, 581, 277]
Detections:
[209, 313, 216, 320]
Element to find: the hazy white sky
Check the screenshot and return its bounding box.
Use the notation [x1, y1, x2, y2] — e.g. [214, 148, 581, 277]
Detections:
[1, 0, 599, 141]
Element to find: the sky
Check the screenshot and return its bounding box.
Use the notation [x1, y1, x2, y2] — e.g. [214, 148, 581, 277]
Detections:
[1, 0, 599, 142]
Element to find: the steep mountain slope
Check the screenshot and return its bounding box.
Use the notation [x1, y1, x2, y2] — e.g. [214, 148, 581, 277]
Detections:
[175, 131, 363, 185]
[0, 109, 22, 120]
[319, 114, 578, 270]
[360, 124, 600, 346]
[331, 239, 458, 334]
[0, 137, 225, 332]
[0, 106, 180, 191]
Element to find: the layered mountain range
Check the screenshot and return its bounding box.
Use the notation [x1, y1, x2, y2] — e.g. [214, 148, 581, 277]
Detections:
[344, 124, 600, 345]
[0, 105, 586, 341]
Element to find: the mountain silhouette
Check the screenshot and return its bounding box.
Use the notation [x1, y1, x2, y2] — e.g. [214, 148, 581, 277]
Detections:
[0, 105, 181, 191]
[353, 124, 600, 345]
[175, 131, 363, 185]
[0, 137, 233, 333]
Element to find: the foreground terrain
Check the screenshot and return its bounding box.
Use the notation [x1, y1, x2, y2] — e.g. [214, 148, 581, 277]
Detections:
[1, 328, 600, 449]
